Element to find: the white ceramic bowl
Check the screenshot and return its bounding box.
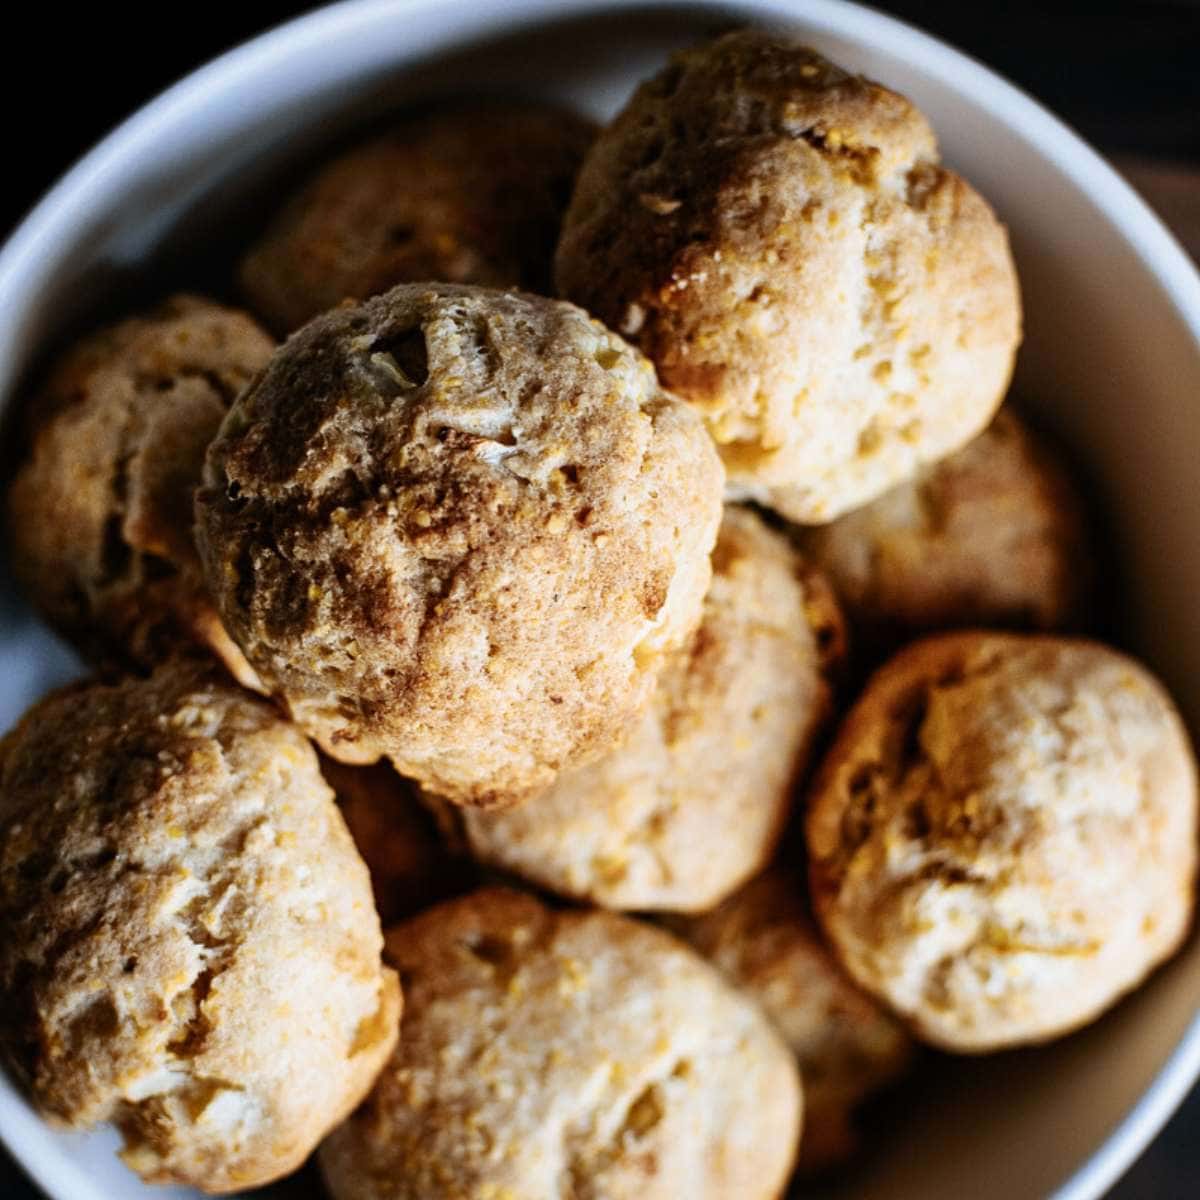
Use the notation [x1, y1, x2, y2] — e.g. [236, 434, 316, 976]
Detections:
[2, 2, 1199, 1197]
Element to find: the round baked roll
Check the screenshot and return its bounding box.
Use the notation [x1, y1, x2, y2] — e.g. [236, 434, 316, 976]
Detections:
[449, 505, 844, 911]
[806, 632, 1197, 1052]
[240, 103, 596, 333]
[195, 283, 724, 807]
[797, 407, 1090, 643]
[0, 662, 400, 1192]
[319, 887, 801, 1200]
[556, 30, 1021, 523]
[6, 295, 273, 682]
[667, 867, 911, 1174]
[324, 758, 477, 924]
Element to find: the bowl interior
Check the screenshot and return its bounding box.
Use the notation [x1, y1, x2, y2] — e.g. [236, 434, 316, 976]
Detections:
[1, 2, 1199, 1198]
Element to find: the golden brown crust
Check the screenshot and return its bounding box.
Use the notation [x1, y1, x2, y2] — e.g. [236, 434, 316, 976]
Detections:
[798, 407, 1091, 642]
[196, 284, 724, 806]
[240, 103, 596, 333]
[666, 867, 911, 1174]
[0, 661, 399, 1192]
[5, 296, 274, 682]
[556, 30, 1021, 522]
[806, 632, 1198, 1052]
[319, 887, 801, 1200]
[453, 507, 844, 911]
[324, 758, 478, 924]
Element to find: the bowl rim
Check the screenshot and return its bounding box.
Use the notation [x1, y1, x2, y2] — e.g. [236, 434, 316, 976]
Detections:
[1, 2, 1199, 1198]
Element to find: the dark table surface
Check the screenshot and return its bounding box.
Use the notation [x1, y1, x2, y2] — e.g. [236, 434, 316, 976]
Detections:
[1, 2, 1198, 1197]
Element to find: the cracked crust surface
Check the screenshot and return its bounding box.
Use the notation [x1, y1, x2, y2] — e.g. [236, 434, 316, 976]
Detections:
[451, 506, 844, 911]
[806, 632, 1198, 1052]
[240, 103, 596, 333]
[666, 867, 911, 1174]
[556, 30, 1021, 523]
[325, 758, 478, 924]
[5, 296, 274, 682]
[797, 407, 1091, 643]
[0, 662, 400, 1192]
[196, 284, 724, 806]
[319, 887, 801, 1200]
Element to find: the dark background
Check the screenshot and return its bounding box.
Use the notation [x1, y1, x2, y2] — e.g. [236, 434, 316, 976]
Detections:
[0, 0, 1197, 237]
[2, 2, 1199, 1197]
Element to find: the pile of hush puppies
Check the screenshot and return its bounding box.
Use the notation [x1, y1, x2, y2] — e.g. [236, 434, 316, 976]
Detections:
[2, 28, 1197, 1199]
